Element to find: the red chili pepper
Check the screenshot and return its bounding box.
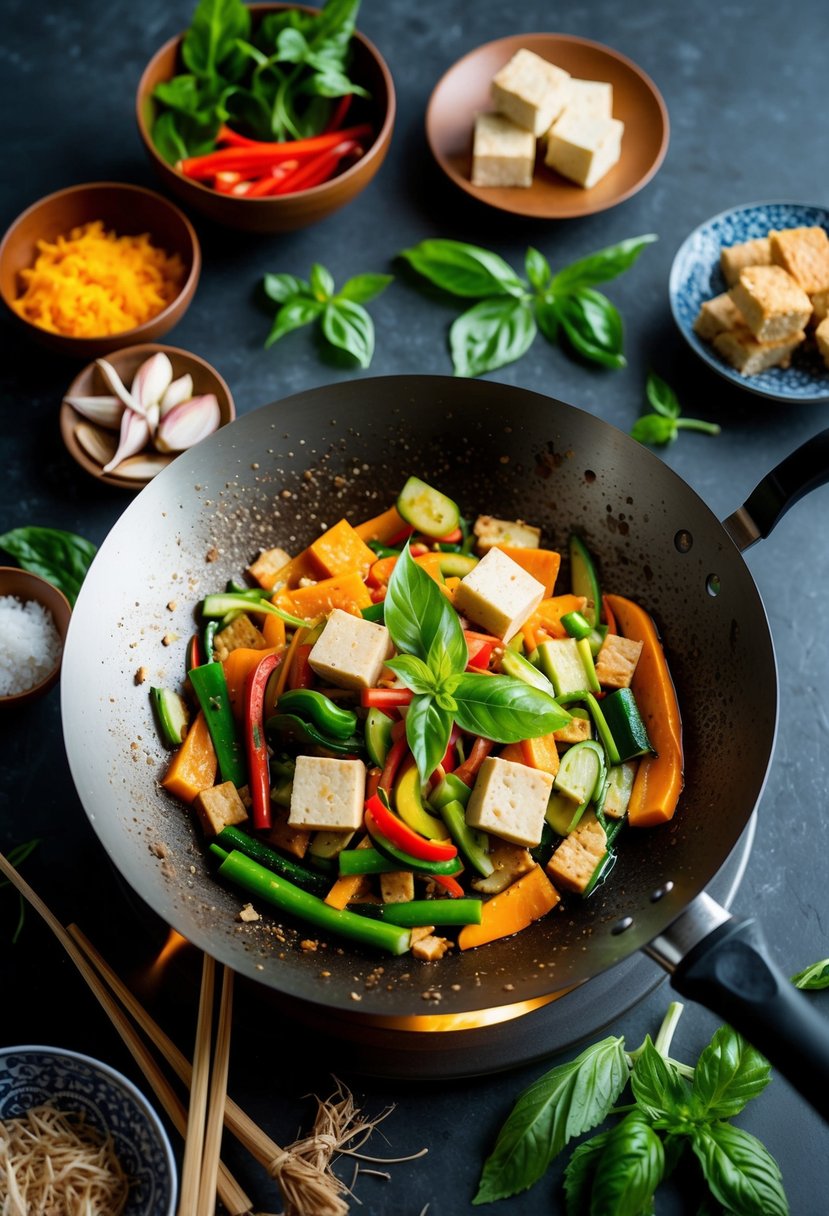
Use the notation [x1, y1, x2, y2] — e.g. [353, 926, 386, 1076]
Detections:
[323, 93, 353, 133]
[216, 124, 263, 148]
[235, 162, 300, 197]
[379, 733, 409, 792]
[436, 527, 463, 544]
[244, 651, 282, 830]
[366, 766, 381, 800]
[438, 743, 457, 774]
[364, 795, 457, 862]
[361, 688, 414, 709]
[185, 634, 204, 673]
[432, 873, 465, 898]
[385, 524, 415, 546]
[408, 542, 430, 557]
[271, 138, 359, 195]
[288, 644, 314, 691]
[178, 126, 372, 179]
[213, 170, 244, 193]
[454, 737, 495, 787]
[466, 639, 494, 671]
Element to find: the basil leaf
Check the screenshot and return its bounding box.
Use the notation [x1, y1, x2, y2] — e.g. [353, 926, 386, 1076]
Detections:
[630, 414, 678, 446]
[692, 1026, 770, 1119]
[473, 1036, 628, 1204]
[590, 1111, 664, 1216]
[182, 0, 251, 78]
[534, 297, 560, 345]
[336, 273, 394, 304]
[550, 234, 657, 292]
[792, 957, 829, 989]
[263, 273, 311, 304]
[646, 371, 681, 418]
[631, 1037, 694, 1123]
[400, 239, 527, 299]
[275, 26, 310, 63]
[310, 262, 335, 301]
[453, 672, 570, 742]
[450, 297, 536, 378]
[385, 654, 437, 696]
[322, 300, 375, 368]
[264, 297, 323, 347]
[153, 74, 207, 117]
[563, 1130, 611, 1215]
[525, 247, 552, 292]
[0, 527, 96, 606]
[691, 1123, 788, 1216]
[405, 695, 453, 786]
[385, 546, 467, 670]
[557, 291, 625, 369]
[151, 111, 191, 165]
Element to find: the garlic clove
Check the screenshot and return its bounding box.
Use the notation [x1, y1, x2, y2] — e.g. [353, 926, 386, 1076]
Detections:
[131, 352, 174, 410]
[74, 422, 117, 466]
[113, 453, 175, 480]
[102, 404, 151, 474]
[154, 394, 221, 453]
[160, 373, 194, 417]
[95, 357, 145, 417]
[64, 395, 124, 430]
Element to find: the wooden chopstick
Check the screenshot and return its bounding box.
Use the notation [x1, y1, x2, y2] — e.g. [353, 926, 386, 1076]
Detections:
[0, 852, 254, 1216]
[197, 966, 234, 1215]
[178, 953, 216, 1216]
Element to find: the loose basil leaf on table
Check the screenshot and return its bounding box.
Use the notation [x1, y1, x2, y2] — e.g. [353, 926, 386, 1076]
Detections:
[555, 290, 626, 369]
[264, 273, 312, 304]
[550, 233, 658, 292]
[0, 526, 96, 605]
[322, 299, 375, 368]
[399, 239, 527, 298]
[525, 246, 552, 292]
[449, 297, 536, 378]
[632, 372, 722, 447]
[265, 297, 324, 347]
[630, 1037, 694, 1122]
[562, 1130, 612, 1215]
[337, 272, 394, 303]
[791, 957, 829, 989]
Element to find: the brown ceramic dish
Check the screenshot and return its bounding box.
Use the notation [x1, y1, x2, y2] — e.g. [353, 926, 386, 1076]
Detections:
[60, 343, 236, 491]
[426, 33, 669, 219]
[136, 3, 395, 233]
[0, 568, 71, 707]
[0, 182, 200, 360]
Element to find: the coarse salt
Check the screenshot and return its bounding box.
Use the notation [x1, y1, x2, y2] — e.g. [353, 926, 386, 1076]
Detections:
[0, 595, 62, 696]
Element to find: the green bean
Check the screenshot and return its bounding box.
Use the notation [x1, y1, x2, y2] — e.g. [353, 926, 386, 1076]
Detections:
[351, 899, 482, 927]
[215, 826, 328, 895]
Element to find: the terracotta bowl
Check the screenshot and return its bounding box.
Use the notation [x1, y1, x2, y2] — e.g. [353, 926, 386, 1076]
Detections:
[0, 568, 71, 707]
[0, 182, 200, 360]
[60, 342, 236, 491]
[136, 3, 395, 232]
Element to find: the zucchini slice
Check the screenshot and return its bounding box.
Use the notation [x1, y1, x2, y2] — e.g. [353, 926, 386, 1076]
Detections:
[397, 477, 460, 538]
[569, 534, 602, 628]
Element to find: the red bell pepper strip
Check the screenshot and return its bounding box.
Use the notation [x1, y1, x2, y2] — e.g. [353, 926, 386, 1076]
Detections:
[324, 93, 352, 133]
[454, 736, 495, 787]
[287, 643, 314, 690]
[364, 796, 457, 862]
[379, 732, 409, 792]
[234, 161, 300, 197]
[178, 126, 372, 178]
[361, 688, 414, 709]
[185, 634, 204, 674]
[216, 124, 263, 148]
[213, 170, 243, 193]
[244, 651, 283, 830]
[432, 873, 465, 898]
[466, 639, 494, 671]
[366, 766, 381, 801]
[272, 138, 360, 194]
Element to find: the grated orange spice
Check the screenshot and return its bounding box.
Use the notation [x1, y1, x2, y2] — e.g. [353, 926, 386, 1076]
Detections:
[12, 220, 185, 338]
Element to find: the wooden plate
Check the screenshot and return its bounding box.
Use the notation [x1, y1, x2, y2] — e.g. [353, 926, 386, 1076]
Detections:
[426, 33, 669, 219]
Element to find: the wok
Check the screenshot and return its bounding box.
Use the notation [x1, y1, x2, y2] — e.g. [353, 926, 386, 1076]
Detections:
[62, 376, 829, 1111]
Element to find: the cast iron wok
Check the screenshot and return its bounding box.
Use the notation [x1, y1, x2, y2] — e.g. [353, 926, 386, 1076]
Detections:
[62, 376, 829, 1111]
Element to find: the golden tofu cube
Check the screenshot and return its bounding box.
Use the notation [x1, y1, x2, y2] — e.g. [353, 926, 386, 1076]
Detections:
[194, 781, 248, 838]
[546, 812, 607, 894]
[248, 547, 292, 589]
[380, 871, 415, 904]
[213, 614, 267, 662]
[595, 634, 644, 689]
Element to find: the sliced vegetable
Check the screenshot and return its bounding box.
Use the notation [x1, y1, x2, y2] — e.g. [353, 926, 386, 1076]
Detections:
[429, 772, 473, 810]
[365, 794, 456, 862]
[600, 688, 654, 763]
[150, 686, 190, 748]
[575, 637, 601, 693]
[561, 610, 593, 640]
[554, 740, 607, 833]
[161, 711, 217, 803]
[536, 638, 592, 696]
[545, 791, 578, 837]
[603, 762, 637, 820]
[500, 646, 557, 696]
[244, 651, 282, 830]
[265, 713, 365, 756]
[361, 601, 385, 623]
[440, 799, 493, 878]
[440, 553, 478, 578]
[337, 846, 461, 878]
[569, 534, 602, 627]
[352, 898, 483, 927]
[216, 825, 328, 895]
[365, 707, 394, 766]
[202, 592, 306, 629]
[188, 662, 246, 787]
[393, 764, 450, 840]
[277, 688, 357, 740]
[397, 476, 460, 537]
[458, 865, 560, 950]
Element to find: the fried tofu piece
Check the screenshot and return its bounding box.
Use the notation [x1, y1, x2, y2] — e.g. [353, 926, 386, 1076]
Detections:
[214, 614, 267, 662]
[546, 812, 607, 894]
[729, 266, 812, 342]
[471, 840, 535, 895]
[380, 871, 415, 904]
[410, 925, 436, 945]
[719, 237, 772, 287]
[473, 515, 541, 551]
[248, 547, 292, 589]
[261, 803, 311, 859]
[816, 317, 829, 369]
[770, 226, 829, 295]
[194, 781, 248, 838]
[713, 327, 805, 377]
[595, 634, 644, 689]
[811, 289, 829, 325]
[693, 292, 746, 341]
[554, 713, 592, 745]
[411, 933, 452, 961]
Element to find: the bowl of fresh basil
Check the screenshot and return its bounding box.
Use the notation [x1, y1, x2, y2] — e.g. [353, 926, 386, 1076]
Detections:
[136, 0, 395, 233]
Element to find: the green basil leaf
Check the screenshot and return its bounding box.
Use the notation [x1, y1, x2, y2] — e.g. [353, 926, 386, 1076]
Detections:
[153, 74, 206, 117]
[0, 527, 96, 606]
[310, 0, 361, 51]
[691, 1123, 789, 1216]
[275, 26, 310, 63]
[563, 1130, 611, 1215]
[385, 654, 437, 696]
[322, 300, 375, 368]
[550, 234, 658, 292]
[385, 546, 467, 671]
[405, 695, 453, 786]
[631, 415, 678, 446]
[646, 371, 681, 418]
[400, 239, 527, 298]
[534, 297, 560, 345]
[264, 297, 323, 347]
[233, 37, 271, 69]
[450, 297, 537, 377]
[301, 68, 368, 99]
[453, 672, 571, 742]
[631, 1038, 694, 1123]
[263, 273, 312, 304]
[151, 111, 191, 165]
[474, 1036, 628, 1204]
[557, 291, 625, 368]
[589, 1110, 664, 1216]
[310, 262, 335, 301]
[434, 690, 458, 713]
[181, 0, 251, 78]
[692, 1026, 771, 1119]
[525, 247, 552, 292]
[336, 273, 394, 304]
[792, 957, 829, 989]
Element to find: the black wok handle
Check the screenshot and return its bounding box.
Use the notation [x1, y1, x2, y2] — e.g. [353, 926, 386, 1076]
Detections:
[724, 428, 829, 551]
[666, 913, 829, 1118]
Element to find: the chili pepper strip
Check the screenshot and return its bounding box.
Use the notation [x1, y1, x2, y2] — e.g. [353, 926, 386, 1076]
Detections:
[361, 688, 414, 709]
[272, 139, 360, 195]
[362, 814, 463, 877]
[454, 736, 495, 787]
[365, 795, 457, 862]
[244, 652, 282, 829]
[432, 874, 465, 898]
[178, 126, 372, 178]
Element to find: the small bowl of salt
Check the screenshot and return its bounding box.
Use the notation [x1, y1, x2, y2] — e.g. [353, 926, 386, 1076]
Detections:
[0, 568, 71, 706]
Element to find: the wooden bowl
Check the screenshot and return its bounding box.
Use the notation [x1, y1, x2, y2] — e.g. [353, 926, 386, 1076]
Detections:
[0, 182, 200, 359]
[136, 3, 395, 233]
[60, 343, 236, 490]
[0, 568, 71, 707]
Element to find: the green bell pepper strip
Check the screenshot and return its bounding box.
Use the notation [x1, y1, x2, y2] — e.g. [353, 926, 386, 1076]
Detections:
[561, 610, 593, 641]
[428, 772, 472, 810]
[363, 813, 464, 877]
[201, 592, 306, 630]
[350, 899, 482, 927]
[225, 580, 273, 599]
[276, 689, 358, 741]
[212, 847, 411, 955]
[361, 602, 385, 623]
[216, 826, 329, 895]
[188, 662, 246, 786]
[365, 707, 394, 767]
[338, 845, 462, 877]
[265, 713, 365, 756]
[439, 800, 493, 877]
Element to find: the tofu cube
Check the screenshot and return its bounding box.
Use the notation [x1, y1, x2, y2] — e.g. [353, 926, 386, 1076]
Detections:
[546, 811, 607, 894]
[473, 515, 541, 551]
[261, 804, 311, 859]
[713, 327, 805, 377]
[465, 757, 554, 847]
[816, 317, 829, 369]
[561, 78, 613, 121]
[471, 839, 535, 895]
[492, 48, 571, 135]
[594, 633, 644, 689]
[729, 266, 812, 342]
[193, 781, 248, 838]
[454, 547, 545, 642]
[248, 546, 292, 590]
[811, 289, 829, 324]
[380, 871, 415, 904]
[692, 292, 746, 341]
[411, 933, 452, 961]
[719, 237, 772, 287]
[770, 226, 829, 294]
[308, 607, 392, 690]
[213, 614, 267, 662]
[545, 112, 624, 188]
[554, 713, 592, 745]
[287, 755, 366, 831]
[472, 111, 536, 187]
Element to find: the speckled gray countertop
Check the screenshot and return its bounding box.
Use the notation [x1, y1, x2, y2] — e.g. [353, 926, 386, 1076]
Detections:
[1, 1, 828, 1211]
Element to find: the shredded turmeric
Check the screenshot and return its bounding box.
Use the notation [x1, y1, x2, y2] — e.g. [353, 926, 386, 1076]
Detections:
[13, 220, 185, 337]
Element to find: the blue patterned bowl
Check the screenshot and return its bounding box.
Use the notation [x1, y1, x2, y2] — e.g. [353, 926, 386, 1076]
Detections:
[669, 200, 829, 402]
[0, 1046, 177, 1215]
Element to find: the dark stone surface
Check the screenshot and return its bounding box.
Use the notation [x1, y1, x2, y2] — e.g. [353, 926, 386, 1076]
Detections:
[1, 0, 828, 1212]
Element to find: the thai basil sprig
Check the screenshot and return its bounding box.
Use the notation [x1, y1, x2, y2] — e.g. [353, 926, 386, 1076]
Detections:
[383, 546, 569, 783]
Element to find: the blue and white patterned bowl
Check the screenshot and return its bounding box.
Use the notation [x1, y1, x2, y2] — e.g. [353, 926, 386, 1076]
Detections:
[0, 1046, 177, 1215]
[669, 200, 829, 402]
